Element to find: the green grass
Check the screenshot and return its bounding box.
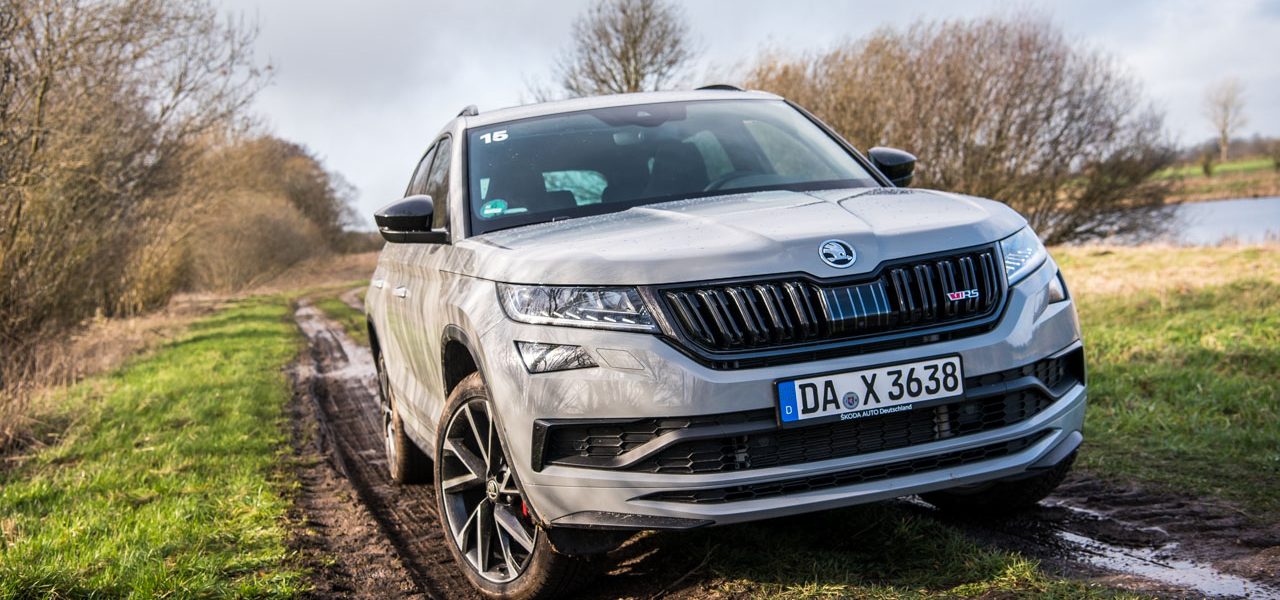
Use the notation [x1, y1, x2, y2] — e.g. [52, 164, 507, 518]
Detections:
[313, 296, 368, 346]
[2, 248, 1273, 597]
[667, 503, 1139, 598]
[1071, 278, 1280, 517]
[0, 298, 307, 598]
[1154, 156, 1274, 179]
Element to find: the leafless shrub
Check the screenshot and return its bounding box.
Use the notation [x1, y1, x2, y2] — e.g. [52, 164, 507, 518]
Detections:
[1204, 78, 1247, 163]
[188, 192, 325, 291]
[0, 1, 370, 449]
[546, 0, 696, 99]
[1201, 150, 1216, 177]
[746, 15, 1176, 244]
[0, 0, 264, 341]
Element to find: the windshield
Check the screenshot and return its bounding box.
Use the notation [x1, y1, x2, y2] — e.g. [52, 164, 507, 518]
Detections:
[465, 99, 879, 235]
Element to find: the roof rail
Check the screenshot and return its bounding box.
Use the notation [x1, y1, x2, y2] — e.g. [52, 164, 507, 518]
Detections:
[696, 84, 744, 91]
[457, 105, 479, 117]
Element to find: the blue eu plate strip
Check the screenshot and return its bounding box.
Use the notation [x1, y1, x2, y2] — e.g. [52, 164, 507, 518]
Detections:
[777, 381, 798, 423]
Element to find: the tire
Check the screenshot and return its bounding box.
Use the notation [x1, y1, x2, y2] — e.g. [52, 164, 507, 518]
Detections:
[434, 373, 597, 600]
[921, 451, 1076, 516]
[376, 348, 430, 484]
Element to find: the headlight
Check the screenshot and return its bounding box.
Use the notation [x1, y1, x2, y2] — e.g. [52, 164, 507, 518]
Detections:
[497, 284, 658, 332]
[1000, 227, 1048, 284]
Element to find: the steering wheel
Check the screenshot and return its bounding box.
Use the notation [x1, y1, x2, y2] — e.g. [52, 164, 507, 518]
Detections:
[702, 170, 759, 192]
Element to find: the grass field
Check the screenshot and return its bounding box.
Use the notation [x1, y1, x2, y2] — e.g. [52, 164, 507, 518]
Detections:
[1155, 157, 1274, 180]
[313, 296, 369, 345]
[0, 298, 306, 598]
[1055, 245, 1280, 518]
[1, 245, 1274, 598]
[1155, 156, 1280, 203]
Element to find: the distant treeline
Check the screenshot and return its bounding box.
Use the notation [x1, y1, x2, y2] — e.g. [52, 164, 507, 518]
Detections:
[0, 0, 372, 418]
[1178, 135, 1280, 165]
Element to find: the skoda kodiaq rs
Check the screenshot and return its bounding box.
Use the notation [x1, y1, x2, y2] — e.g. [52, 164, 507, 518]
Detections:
[366, 88, 1086, 599]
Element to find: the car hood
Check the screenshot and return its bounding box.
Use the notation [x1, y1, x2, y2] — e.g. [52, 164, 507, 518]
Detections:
[455, 188, 1026, 286]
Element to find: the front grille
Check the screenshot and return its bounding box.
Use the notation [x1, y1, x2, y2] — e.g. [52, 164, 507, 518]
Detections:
[634, 389, 1052, 474]
[660, 246, 1004, 354]
[536, 349, 1081, 473]
[638, 431, 1051, 504]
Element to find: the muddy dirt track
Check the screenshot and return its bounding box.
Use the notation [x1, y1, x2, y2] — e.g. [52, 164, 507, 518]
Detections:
[289, 299, 1280, 599]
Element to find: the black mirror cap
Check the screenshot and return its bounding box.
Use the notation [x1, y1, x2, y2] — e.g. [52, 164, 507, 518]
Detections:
[374, 195, 447, 243]
[868, 147, 917, 187]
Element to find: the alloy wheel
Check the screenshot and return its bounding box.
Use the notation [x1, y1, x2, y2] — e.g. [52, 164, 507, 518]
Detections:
[440, 398, 537, 583]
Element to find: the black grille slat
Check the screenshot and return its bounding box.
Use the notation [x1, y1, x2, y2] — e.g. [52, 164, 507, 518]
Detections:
[662, 247, 1004, 353]
[979, 252, 999, 310]
[914, 264, 937, 320]
[665, 291, 715, 346]
[725, 287, 769, 345]
[937, 260, 959, 317]
[755, 284, 793, 342]
[782, 282, 820, 338]
[959, 256, 977, 312]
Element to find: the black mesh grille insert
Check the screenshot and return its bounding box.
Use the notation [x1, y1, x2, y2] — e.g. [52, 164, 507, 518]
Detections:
[633, 389, 1052, 474]
[638, 431, 1051, 504]
[661, 247, 1003, 353]
[538, 349, 1081, 474]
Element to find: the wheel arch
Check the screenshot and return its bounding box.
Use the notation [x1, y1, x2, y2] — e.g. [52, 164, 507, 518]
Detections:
[441, 324, 482, 399]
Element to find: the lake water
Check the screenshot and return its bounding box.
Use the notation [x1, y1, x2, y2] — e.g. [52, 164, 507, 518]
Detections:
[1157, 196, 1280, 245]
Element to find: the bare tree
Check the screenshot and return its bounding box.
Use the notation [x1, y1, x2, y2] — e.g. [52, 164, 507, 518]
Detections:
[550, 0, 696, 98]
[1203, 77, 1247, 163]
[746, 15, 1175, 245]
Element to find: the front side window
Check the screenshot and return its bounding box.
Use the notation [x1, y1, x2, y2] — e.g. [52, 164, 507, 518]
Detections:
[424, 136, 452, 230]
[466, 99, 878, 235]
[405, 145, 437, 197]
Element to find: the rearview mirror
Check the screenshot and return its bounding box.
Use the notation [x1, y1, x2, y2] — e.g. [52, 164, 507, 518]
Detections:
[868, 147, 916, 188]
[374, 195, 447, 243]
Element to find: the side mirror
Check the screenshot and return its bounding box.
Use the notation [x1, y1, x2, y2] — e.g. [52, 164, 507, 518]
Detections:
[374, 195, 447, 243]
[868, 147, 916, 187]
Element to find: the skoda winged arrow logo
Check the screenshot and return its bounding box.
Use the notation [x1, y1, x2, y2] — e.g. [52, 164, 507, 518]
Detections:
[819, 239, 857, 268]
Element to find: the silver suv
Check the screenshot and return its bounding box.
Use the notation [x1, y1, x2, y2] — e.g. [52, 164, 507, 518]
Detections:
[366, 89, 1085, 599]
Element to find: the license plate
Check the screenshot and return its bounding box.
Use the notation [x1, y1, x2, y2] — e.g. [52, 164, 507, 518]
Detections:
[776, 356, 964, 427]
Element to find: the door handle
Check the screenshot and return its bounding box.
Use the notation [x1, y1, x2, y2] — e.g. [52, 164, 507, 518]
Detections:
[393, 286, 408, 298]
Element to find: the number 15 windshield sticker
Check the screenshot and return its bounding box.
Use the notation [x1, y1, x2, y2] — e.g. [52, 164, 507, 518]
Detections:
[480, 130, 508, 144]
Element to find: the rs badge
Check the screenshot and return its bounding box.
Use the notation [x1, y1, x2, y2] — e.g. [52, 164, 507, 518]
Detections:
[947, 289, 979, 301]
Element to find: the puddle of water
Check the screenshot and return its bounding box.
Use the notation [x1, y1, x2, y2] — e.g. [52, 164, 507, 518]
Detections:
[1056, 530, 1280, 599]
[295, 303, 378, 394]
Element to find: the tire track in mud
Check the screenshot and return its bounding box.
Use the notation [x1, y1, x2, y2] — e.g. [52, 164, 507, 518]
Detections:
[292, 300, 480, 600]
[292, 296, 1280, 599]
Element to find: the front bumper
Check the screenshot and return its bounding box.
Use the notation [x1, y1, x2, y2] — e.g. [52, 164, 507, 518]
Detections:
[477, 260, 1083, 528]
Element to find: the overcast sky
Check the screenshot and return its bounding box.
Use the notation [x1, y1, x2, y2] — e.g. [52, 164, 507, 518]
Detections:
[214, 0, 1280, 227]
